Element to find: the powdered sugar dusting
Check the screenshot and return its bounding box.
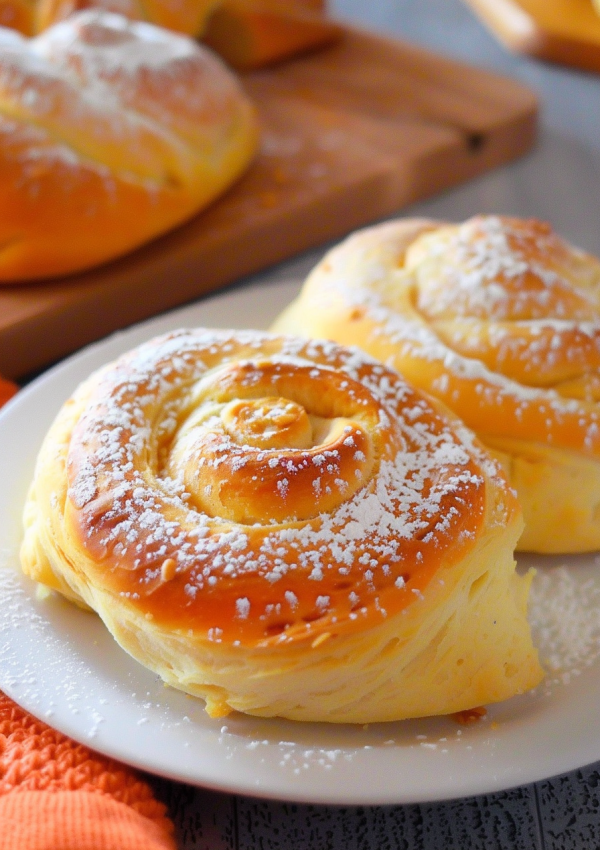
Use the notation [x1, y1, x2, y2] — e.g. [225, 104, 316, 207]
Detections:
[528, 558, 600, 690]
[413, 215, 599, 321]
[46, 327, 493, 644]
[2, 9, 250, 183]
[315, 215, 600, 455]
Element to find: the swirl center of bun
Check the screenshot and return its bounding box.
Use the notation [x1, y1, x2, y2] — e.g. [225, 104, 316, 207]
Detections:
[166, 359, 377, 524]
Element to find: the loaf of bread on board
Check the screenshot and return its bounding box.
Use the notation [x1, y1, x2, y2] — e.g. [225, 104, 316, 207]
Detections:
[0, 9, 258, 281]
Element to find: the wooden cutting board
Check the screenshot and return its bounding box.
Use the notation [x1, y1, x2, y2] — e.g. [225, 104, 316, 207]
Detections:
[464, 0, 600, 72]
[0, 24, 538, 380]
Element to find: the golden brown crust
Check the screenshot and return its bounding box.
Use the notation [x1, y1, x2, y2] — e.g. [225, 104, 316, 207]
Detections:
[21, 328, 542, 721]
[0, 10, 258, 281]
[0, 0, 36, 34]
[35, 0, 223, 36]
[273, 215, 600, 553]
[26, 329, 493, 641]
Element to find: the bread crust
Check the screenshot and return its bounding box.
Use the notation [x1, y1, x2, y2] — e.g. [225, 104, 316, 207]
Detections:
[36, 0, 223, 37]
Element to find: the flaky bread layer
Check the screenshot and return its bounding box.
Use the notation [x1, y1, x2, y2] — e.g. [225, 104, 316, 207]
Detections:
[486, 438, 600, 553]
[22, 471, 542, 723]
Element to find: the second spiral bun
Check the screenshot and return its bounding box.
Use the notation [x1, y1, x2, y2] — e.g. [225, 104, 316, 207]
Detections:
[21, 328, 542, 722]
[273, 215, 600, 553]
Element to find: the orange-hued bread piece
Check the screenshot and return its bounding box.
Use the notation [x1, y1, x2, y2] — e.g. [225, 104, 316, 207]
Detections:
[21, 328, 542, 723]
[36, 0, 222, 36]
[34, 0, 340, 67]
[0, 10, 258, 282]
[273, 215, 600, 553]
[202, 0, 342, 70]
[0, 0, 36, 33]
[465, 0, 600, 74]
[36, 0, 329, 36]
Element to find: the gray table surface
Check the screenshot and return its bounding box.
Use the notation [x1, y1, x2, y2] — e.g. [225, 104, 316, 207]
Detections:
[146, 2, 600, 846]
[333, 0, 600, 245]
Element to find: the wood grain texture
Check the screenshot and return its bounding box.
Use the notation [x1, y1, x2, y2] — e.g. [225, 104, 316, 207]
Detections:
[0, 25, 537, 379]
[464, 0, 600, 73]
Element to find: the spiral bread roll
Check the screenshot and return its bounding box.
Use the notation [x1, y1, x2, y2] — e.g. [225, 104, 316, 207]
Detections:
[21, 328, 543, 722]
[273, 216, 600, 554]
[0, 10, 258, 281]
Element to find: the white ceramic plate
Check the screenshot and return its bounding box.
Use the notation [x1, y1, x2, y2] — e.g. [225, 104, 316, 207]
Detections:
[2, 276, 600, 806]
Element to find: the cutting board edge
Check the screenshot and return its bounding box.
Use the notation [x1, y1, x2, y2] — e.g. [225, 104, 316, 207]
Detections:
[0, 168, 408, 380]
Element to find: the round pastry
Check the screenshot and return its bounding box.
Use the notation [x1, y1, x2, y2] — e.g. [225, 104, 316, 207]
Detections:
[0, 10, 258, 281]
[20, 328, 543, 723]
[273, 215, 600, 554]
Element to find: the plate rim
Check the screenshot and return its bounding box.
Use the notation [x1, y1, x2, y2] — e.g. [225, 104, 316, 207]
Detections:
[1, 275, 600, 806]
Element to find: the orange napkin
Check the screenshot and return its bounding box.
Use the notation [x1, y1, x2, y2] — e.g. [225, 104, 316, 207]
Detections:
[0, 377, 16, 408]
[0, 378, 177, 850]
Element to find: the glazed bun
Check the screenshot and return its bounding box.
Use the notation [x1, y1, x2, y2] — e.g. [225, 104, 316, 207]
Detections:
[21, 328, 543, 722]
[273, 215, 600, 554]
[0, 10, 258, 281]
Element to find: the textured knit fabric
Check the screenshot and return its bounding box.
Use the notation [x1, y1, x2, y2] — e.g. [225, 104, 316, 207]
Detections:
[0, 379, 177, 849]
[0, 791, 175, 850]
